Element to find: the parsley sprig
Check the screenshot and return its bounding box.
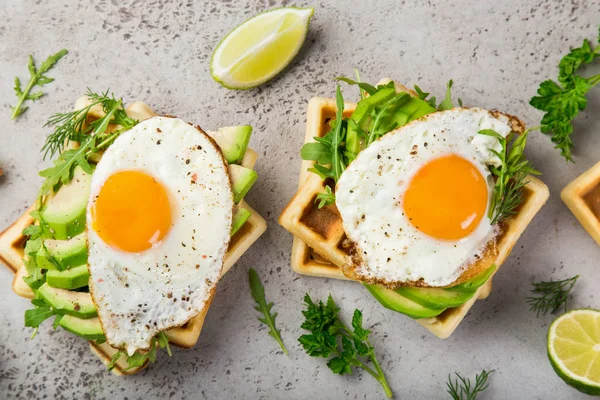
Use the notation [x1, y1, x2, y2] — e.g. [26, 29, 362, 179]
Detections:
[299, 294, 393, 398]
[11, 49, 68, 120]
[447, 370, 494, 400]
[530, 26, 600, 161]
[249, 268, 288, 355]
[478, 129, 539, 224]
[527, 275, 579, 316]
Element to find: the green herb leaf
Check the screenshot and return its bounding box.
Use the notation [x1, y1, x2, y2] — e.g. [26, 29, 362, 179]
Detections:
[11, 49, 68, 120]
[249, 268, 288, 355]
[526, 275, 579, 316]
[107, 350, 124, 371]
[315, 185, 336, 209]
[530, 26, 600, 161]
[447, 369, 494, 400]
[24, 304, 56, 328]
[478, 129, 538, 224]
[438, 79, 455, 111]
[299, 293, 393, 398]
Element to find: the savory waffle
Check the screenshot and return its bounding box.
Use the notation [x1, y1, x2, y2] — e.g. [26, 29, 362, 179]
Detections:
[561, 160, 600, 246]
[279, 90, 550, 338]
[0, 100, 267, 374]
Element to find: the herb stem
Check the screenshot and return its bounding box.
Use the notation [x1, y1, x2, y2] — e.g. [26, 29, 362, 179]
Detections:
[11, 77, 36, 120]
[367, 344, 393, 398]
[588, 73, 600, 86]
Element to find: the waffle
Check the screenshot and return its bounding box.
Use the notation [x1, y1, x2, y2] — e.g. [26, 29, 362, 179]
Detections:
[279, 91, 550, 338]
[0, 100, 267, 375]
[561, 160, 600, 246]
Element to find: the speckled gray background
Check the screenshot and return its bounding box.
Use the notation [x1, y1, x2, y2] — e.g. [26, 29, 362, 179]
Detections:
[0, 0, 599, 399]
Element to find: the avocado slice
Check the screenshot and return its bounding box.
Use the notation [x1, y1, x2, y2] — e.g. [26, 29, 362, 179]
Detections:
[35, 232, 88, 271]
[37, 283, 97, 319]
[211, 125, 253, 165]
[351, 87, 396, 125]
[59, 315, 105, 341]
[364, 283, 446, 319]
[396, 286, 476, 309]
[46, 265, 90, 290]
[229, 164, 258, 204]
[41, 166, 91, 240]
[397, 97, 437, 121]
[231, 206, 251, 237]
[446, 265, 497, 293]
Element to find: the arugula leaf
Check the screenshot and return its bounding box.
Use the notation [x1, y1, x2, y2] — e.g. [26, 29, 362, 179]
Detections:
[530, 26, 600, 161]
[315, 185, 335, 209]
[299, 294, 393, 398]
[447, 369, 494, 400]
[11, 49, 68, 120]
[478, 129, 539, 224]
[414, 85, 437, 108]
[335, 77, 377, 96]
[107, 350, 124, 371]
[24, 304, 56, 328]
[438, 79, 456, 111]
[248, 268, 288, 354]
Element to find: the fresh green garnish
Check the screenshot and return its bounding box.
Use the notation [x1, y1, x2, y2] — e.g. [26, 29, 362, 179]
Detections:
[447, 369, 494, 400]
[530, 26, 600, 162]
[39, 89, 138, 197]
[249, 268, 288, 355]
[527, 275, 579, 316]
[300, 85, 348, 182]
[478, 129, 539, 224]
[11, 49, 68, 120]
[301, 78, 445, 186]
[299, 294, 393, 398]
[315, 185, 335, 209]
[107, 331, 172, 371]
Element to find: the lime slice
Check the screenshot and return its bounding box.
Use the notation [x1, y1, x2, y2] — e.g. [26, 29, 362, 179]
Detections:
[211, 7, 314, 90]
[548, 309, 600, 395]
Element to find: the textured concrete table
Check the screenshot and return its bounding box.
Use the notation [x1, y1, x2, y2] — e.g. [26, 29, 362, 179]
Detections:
[1, 1, 599, 399]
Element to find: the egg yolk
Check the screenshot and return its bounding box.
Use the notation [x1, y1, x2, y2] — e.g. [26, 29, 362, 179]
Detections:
[92, 170, 172, 252]
[403, 154, 488, 240]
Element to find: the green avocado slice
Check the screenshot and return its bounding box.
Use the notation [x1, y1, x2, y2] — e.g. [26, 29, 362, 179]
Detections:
[364, 283, 446, 319]
[35, 232, 88, 271]
[231, 206, 251, 237]
[46, 265, 90, 290]
[41, 166, 91, 240]
[446, 264, 497, 293]
[211, 125, 253, 165]
[395, 286, 476, 309]
[37, 283, 97, 319]
[229, 164, 258, 204]
[59, 315, 105, 341]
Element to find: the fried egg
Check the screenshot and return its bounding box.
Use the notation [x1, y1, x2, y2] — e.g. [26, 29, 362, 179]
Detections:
[335, 108, 524, 288]
[87, 116, 233, 355]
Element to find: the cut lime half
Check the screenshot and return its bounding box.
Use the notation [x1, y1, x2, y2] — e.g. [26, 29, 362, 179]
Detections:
[211, 7, 314, 90]
[548, 309, 600, 395]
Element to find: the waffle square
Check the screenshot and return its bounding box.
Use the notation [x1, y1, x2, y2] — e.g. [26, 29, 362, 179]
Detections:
[561, 161, 600, 246]
[279, 91, 550, 338]
[0, 100, 267, 374]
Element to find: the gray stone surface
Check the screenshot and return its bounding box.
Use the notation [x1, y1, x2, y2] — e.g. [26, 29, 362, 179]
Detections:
[0, 0, 599, 399]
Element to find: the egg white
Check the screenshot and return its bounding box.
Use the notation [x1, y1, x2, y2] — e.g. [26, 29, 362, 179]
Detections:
[87, 116, 233, 355]
[335, 108, 515, 287]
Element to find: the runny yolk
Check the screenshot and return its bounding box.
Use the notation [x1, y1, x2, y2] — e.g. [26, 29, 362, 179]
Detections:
[403, 154, 488, 240]
[92, 170, 172, 252]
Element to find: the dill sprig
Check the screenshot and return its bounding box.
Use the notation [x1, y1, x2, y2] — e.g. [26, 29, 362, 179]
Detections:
[478, 129, 539, 224]
[447, 369, 494, 400]
[38, 90, 138, 197]
[527, 275, 579, 317]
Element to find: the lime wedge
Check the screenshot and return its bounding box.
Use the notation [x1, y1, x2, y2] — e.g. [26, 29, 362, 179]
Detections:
[548, 309, 600, 395]
[211, 7, 314, 90]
